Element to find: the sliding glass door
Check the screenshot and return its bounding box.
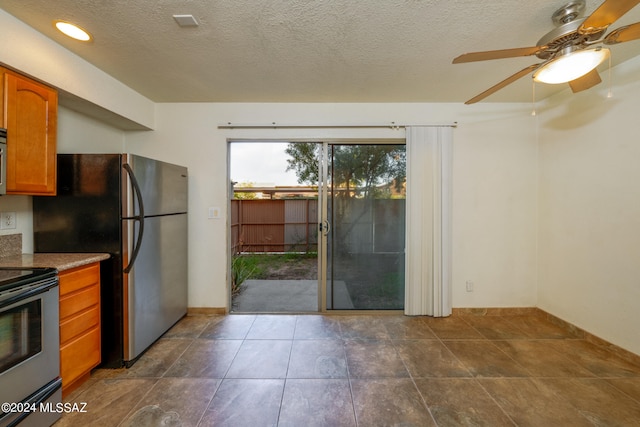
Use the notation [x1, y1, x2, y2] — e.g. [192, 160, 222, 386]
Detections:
[319, 142, 406, 310]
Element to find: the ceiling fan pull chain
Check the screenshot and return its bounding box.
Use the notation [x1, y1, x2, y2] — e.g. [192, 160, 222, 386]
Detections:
[607, 53, 613, 99]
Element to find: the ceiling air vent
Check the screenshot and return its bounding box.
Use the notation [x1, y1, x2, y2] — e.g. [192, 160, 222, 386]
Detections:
[173, 15, 199, 27]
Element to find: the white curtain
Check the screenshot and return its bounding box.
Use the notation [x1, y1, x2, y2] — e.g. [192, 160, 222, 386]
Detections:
[404, 126, 453, 316]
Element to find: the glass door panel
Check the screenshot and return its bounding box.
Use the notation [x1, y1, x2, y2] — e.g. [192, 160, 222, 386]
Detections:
[325, 143, 406, 310]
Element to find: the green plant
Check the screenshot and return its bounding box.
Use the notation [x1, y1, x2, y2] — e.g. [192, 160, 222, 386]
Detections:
[231, 255, 258, 296]
[370, 271, 405, 298]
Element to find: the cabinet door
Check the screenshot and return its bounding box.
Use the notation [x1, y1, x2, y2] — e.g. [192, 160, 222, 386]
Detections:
[3, 71, 57, 195]
[58, 263, 101, 397]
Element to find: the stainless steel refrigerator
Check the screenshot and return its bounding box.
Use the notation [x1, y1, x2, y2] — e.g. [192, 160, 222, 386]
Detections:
[34, 154, 188, 367]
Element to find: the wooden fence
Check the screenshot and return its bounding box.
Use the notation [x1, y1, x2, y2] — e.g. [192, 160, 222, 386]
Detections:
[231, 199, 318, 253]
[230, 198, 405, 255]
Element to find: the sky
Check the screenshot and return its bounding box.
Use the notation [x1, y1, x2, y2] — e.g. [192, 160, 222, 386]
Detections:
[229, 141, 302, 186]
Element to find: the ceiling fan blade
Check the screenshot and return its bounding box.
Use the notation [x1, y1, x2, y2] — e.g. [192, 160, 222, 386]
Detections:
[604, 22, 640, 44]
[465, 64, 542, 105]
[569, 69, 602, 93]
[579, 0, 640, 35]
[453, 46, 546, 64]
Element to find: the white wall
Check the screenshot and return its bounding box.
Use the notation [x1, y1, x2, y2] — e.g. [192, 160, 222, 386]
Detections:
[0, 9, 155, 130]
[125, 103, 539, 311]
[57, 107, 126, 154]
[453, 111, 539, 307]
[537, 56, 640, 355]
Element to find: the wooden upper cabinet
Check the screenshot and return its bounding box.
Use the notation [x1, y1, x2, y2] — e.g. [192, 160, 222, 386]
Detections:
[2, 68, 57, 195]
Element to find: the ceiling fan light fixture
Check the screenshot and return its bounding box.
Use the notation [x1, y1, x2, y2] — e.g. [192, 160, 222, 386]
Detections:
[533, 47, 609, 84]
[54, 20, 92, 42]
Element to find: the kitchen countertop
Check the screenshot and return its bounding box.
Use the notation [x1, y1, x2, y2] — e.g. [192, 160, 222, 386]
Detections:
[0, 253, 110, 272]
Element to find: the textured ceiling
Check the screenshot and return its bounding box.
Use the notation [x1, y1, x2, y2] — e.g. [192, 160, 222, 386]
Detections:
[1, 0, 639, 103]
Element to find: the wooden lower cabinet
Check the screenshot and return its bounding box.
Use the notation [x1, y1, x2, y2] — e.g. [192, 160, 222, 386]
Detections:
[58, 263, 101, 397]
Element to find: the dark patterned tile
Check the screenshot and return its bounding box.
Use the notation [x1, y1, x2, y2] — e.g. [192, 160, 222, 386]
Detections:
[479, 378, 593, 427]
[201, 379, 284, 426]
[345, 340, 408, 378]
[59, 314, 640, 427]
[225, 339, 292, 378]
[246, 314, 297, 339]
[382, 316, 438, 339]
[126, 378, 220, 427]
[547, 339, 640, 377]
[339, 316, 390, 340]
[279, 379, 356, 426]
[461, 316, 530, 340]
[503, 315, 580, 339]
[163, 315, 218, 338]
[288, 340, 347, 378]
[294, 315, 342, 339]
[543, 378, 640, 426]
[444, 341, 530, 378]
[351, 378, 436, 426]
[89, 367, 128, 380]
[394, 339, 471, 378]
[415, 378, 514, 427]
[164, 339, 242, 378]
[607, 377, 640, 402]
[120, 405, 182, 427]
[57, 378, 157, 426]
[123, 338, 192, 377]
[492, 340, 595, 377]
[198, 315, 255, 339]
[424, 316, 485, 339]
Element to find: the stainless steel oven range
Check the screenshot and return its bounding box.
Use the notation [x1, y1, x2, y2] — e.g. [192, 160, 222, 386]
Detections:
[0, 268, 61, 427]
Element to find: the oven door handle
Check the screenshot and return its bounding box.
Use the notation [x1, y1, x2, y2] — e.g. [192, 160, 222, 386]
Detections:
[0, 278, 58, 310]
[3, 378, 62, 427]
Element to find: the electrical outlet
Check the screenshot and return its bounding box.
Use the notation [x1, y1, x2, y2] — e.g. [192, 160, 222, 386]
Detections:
[465, 280, 474, 292]
[0, 211, 16, 230]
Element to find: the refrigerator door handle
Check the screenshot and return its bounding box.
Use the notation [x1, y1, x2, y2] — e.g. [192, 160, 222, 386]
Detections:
[123, 163, 145, 274]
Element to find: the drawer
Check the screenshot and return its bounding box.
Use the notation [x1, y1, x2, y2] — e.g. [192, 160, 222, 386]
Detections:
[60, 326, 101, 387]
[60, 304, 100, 344]
[59, 284, 100, 321]
[59, 263, 100, 297]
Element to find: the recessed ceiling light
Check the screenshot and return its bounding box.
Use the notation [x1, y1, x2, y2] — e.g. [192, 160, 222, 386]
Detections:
[54, 20, 92, 42]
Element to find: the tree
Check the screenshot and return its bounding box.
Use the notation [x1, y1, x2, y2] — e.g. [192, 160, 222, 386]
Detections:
[286, 142, 406, 257]
[232, 181, 259, 199]
[285, 143, 406, 198]
[285, 142, 321, 185]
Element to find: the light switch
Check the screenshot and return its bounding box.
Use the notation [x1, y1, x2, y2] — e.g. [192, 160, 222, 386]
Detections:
[208, 206, 221, 219]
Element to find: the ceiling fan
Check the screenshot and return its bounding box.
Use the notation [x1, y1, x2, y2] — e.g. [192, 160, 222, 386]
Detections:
[453, 0, 640, 104]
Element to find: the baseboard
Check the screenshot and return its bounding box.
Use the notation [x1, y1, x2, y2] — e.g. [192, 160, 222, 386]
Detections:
[452, 307, 539, 316]
[187, 307, 227, 315]
[452, 306, 640, 365]
[537, 308, 640, 366]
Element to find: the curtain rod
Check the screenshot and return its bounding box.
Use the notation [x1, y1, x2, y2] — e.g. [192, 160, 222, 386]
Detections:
[218, 122, 457, 130]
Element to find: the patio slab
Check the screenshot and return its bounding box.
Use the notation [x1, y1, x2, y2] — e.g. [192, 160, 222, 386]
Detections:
[232, 279, 354, 312]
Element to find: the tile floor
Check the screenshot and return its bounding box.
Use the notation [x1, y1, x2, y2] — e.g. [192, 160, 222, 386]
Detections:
[57, 313, 640, 426]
